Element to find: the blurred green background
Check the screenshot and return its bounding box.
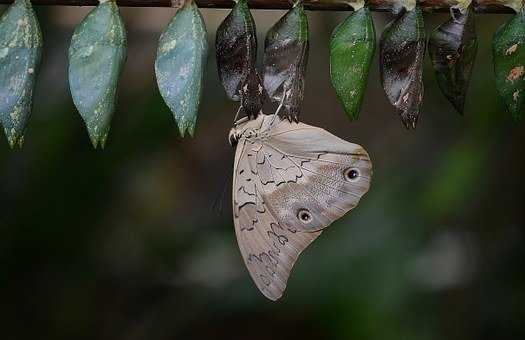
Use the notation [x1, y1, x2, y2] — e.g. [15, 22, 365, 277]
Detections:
[1, 5, 524, 340]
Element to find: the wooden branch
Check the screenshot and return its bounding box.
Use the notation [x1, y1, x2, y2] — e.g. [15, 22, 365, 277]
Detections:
[0, 0, 517, 13]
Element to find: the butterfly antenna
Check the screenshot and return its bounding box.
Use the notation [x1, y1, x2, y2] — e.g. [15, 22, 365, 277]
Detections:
[211, 167, 232, 216]
[232, 104, 243, 124]
[268, 94, 286, 130]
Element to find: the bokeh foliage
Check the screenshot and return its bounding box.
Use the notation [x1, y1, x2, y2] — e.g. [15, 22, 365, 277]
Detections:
[0, 7, 524, 340]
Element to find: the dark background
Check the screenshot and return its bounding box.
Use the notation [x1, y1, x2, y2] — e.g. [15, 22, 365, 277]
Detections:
[1, 5, 524, 340]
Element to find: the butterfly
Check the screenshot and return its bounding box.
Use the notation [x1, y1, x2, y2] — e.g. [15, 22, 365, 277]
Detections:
[229, 111, 372, 300]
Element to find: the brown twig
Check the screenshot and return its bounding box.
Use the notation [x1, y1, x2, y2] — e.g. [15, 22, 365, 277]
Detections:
[0, 0, 517, 13]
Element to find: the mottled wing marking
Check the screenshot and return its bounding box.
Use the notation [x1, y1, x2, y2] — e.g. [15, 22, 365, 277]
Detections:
[232, 115, 372, 300]
[233, 138, 320, 300]
[257, 118, 372, 233]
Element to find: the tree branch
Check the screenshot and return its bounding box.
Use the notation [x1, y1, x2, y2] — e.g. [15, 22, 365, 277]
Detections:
[0, 0, 517, 13]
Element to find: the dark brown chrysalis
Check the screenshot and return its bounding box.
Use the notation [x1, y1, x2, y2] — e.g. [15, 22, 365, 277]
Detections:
[263, 1, 309, 121]
[429, 8, 477, 114]
[216, 0, 263, 118]
[380, 6, 426, 129]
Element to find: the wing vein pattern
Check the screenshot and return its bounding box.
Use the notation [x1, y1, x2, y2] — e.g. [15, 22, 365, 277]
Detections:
[232, 114, 371, 300]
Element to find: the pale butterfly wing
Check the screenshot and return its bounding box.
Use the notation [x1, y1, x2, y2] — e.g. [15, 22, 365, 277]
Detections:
[232, 114, 372, 300]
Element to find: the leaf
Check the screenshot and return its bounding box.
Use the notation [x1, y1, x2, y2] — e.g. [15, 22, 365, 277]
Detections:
[429, 8, 477, 115]
[330, 7, 375, 121]
[492, 8, 525, 122]
[0, 0, 42, 149]
[68, 0, 127, 149]
[155, 1, 208, 137]
[216, 0, 263, 118]
[379, 6, 426, 129]
[263, 2, 309, 121]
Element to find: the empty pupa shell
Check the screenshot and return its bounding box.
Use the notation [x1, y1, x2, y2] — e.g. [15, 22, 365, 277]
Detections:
[330, 6, 375, 121]
[68, 0, 127, 148]
[263, 1, 309, 121]
[492, 8, 525, 122]
[155, 1, 208, 137]
[0, 0, 42, 149]
[380, 6, 426, 129]
[429, 8, 477, 115]
[216, 0, 263, 118]
[240, 66, 265, 120]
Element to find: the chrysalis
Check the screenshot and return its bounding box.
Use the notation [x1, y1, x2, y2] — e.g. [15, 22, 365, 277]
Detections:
[0, 0, 42, 148]
[429, 7, 477, 114]
[263, 0, 308, 121]
[155, 0, 208, 137]
[380, 2, 426, 129]
[68, 0, 127, 148]
[492, 5, 525, 121]
[330, 2, 375, 121]
[216, 0, 263, 118]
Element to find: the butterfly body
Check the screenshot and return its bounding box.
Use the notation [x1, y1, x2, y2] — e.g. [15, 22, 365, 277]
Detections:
[231, 114, 372, 300]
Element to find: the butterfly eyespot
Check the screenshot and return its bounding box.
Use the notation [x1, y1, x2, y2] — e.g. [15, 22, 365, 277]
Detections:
[344, 168, 360, 181]
[297, 209, 312, 223]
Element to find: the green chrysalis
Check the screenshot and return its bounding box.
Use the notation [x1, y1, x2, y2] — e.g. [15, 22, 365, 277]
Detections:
[492, 6, 525, 121]
[68, 0, 127, 148]
[263, 1, 309, 121]
[0, 0, 42, 148]
[330, 5, 375, 121]
[155, 1, 208, 137]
